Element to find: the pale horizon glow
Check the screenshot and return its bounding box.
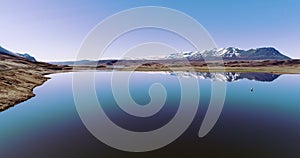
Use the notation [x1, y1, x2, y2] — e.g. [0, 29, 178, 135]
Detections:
[0, 0, 300, 61]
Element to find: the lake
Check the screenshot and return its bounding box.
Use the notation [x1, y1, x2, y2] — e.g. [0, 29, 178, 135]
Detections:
[0, 71, 300, 158]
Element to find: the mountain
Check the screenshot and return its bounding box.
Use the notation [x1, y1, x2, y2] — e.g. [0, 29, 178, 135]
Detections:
[0, 45, 36, 62]
[16, 53, 36, 62]
[167, 47, 290, 60]
[0, 45, 15, 56]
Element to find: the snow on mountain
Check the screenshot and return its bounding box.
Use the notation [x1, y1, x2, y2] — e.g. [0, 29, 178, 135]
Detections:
[121, 47, 290, 61]
[0, 46, 15, 56]
[165, 47, 290, 60]
[16, 53, 36, 62]
[0, 46, 36, 62]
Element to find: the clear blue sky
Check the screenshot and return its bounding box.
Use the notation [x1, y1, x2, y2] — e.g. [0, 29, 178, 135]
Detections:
[0, 0, 299, 61]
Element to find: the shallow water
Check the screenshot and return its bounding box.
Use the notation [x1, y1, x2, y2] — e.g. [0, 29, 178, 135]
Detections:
[0, 72, 299, 158]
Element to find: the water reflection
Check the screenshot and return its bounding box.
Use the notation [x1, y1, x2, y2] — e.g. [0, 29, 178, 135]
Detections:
[169, 72, 280, 82]
[1, 72, 300, 158]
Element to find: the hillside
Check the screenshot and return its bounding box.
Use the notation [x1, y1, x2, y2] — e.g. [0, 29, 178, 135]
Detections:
[0, 53, 69, 111]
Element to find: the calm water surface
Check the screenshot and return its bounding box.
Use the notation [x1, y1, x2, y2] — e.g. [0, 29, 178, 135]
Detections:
[0, 72, 299, 158]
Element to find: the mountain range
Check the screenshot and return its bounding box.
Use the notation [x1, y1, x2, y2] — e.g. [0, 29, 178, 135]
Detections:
[1, 46, 292, 65]
[0, 45, 36, 62]
[165, 47, 290, 60]
[56, 47, 290, 65]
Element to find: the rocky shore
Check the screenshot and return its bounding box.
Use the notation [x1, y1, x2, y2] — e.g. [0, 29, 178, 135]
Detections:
[0, 69, 48, 111]
[0, 53, 70, 111]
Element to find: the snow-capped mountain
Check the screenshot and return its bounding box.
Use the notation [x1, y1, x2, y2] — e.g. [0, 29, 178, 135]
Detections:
[16, 53, 36, 62]
[0, 45, 36, 62]
[0, 45, 15, 56]
[167, 47, 290, 60]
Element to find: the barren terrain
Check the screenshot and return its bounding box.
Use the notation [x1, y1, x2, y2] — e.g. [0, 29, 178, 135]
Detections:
[1, 54, 300, 112]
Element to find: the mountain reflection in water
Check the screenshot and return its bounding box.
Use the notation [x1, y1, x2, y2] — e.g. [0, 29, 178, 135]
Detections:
[169, 72, 280, 82]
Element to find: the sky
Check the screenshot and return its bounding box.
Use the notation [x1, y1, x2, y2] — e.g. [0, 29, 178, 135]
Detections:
[0, 0, 300, 61]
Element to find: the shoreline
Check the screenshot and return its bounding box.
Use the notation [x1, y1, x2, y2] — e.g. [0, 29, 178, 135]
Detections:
[0, 69, 49, 112]
[1, 57, 300, 112]
[1, 65, 300, 112]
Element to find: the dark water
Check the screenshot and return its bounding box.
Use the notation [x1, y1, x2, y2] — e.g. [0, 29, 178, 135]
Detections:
[0, 72, 299, 158]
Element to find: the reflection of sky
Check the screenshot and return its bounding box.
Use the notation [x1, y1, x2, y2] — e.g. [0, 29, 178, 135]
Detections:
[0, 0, 300, 61]
[0, 72, 299, 157]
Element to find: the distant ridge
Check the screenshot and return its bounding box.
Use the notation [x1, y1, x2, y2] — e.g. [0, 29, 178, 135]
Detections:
[0, 45, 36, 62]
[49, 47, 291, 66]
